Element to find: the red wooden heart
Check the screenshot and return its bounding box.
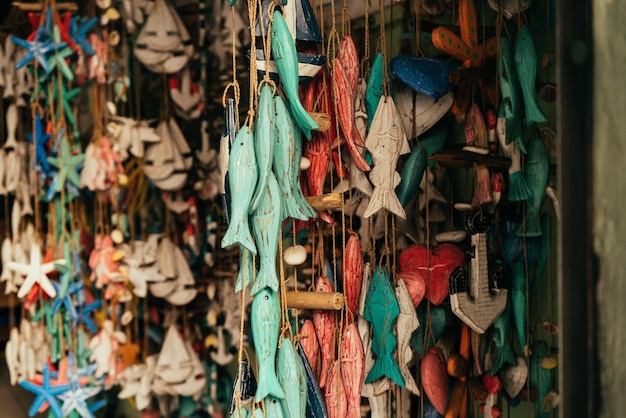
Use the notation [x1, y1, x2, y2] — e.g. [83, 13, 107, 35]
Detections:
[482, 373, 502, 395]
[421, 346, 449, 415]
[398, 270, 426, 308]
[399, 243, 465, 306]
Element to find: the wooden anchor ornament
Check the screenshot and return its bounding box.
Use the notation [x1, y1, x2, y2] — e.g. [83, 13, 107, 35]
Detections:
[449, 207, 509, 334]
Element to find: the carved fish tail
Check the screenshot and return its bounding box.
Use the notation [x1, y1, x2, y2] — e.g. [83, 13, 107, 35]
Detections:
[291, 182, 317, 219]
[365, 350, 405, 388]
[491, 344, 516, 375]
[255, 363, 286, 402]
[283, 192, 311, 222]
[250, 263, 279, 296]
[364, 183, 407, 220]
[289, 100, 318, 141]
[235, 247, 255, 293]
[222, 216, 257, 255]
[508, 171, 532, 202]
[523, 98, 547, 127]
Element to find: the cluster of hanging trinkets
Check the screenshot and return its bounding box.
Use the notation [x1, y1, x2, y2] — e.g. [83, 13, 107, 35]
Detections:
[0, 0, 559, 417]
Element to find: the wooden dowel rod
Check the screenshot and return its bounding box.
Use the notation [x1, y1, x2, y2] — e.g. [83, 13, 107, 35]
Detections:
[13, 1, 79, 11]
[284, 291, 344, 311]
[306, 193, 342, 211]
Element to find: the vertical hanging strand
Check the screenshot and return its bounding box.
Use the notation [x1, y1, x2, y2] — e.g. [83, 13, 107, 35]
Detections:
[379, 0, 389, 98]
[414, 0, 422, 55]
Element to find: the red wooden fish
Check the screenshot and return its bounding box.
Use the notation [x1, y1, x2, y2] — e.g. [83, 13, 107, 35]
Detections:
[313, 275, 335, 389]
[343, 234, 364, 319]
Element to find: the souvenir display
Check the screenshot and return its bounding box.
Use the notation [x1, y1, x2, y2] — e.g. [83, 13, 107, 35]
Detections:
[0, 0, 558, 417]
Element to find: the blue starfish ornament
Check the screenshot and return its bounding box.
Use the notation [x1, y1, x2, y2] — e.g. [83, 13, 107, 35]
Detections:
[78, 299, 102, 333]
[50, 280, 83, 322]
[56, 374, 102, 418]
[10, 25, 63, 74]
[70, 16, 98, 56]
[26, 113, 52, 174]
[54, 241, 73, 298]
[20, 363, 71, 417]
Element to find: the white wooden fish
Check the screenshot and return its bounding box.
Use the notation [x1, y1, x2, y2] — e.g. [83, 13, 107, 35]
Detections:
[395, 280, 420, 395]
[364, 96, 410, 219]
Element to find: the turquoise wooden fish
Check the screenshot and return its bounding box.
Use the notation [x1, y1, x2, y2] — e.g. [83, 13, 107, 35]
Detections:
[277, 338, 307, 418]
[274, 95, 316, 221]
[252, 288, 285, 402]
[421, 118, 449, 168]
[230, 406, 249, 418]
[271, 11, 318, 140]
[511, 261, 528, 355]
[250, 172, 282, 295]
[235, 246, 256, 293]
[515, 25, 547, 127]
[265, 396, 286, 418]
[251, 84, 276, 213]
[221, 128, 258, 255]
[529, 340, 550, 418]
[396, 143, 426, 207]
[365, 53, 384, 128]
[516, 137, 548, 237]
[490, 302, 515, 375]
[498, 37, 524, 149]
[363, 266, 405, 387]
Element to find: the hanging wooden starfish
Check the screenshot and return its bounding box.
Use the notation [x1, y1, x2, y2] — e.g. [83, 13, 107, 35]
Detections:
[54, 241, 73, 298]
[51, 280, 83, 322]
[432, 0, 498, 114]
[20, 363, 71, 418]
[56, 374, 104, 418]
[49, 83, 82, 129]
[78, 299, 102, 333]
[70, 16, 98, 56]
[10, 27, 61, 74]
[44, 44, 75, 81]
[26, 113, 52, 175]
[47, 131, 85, 196]
[56, 12, 79, 51]
[7, 243, 66, 298]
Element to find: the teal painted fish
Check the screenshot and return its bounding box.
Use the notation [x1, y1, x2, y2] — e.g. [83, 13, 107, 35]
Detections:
[490, 302, 515, 375]
[235, 246, 256, 293]
[511, 261, 528, 355]
[421, 118, 449, 167]
[516, 137, 548, 237]
[271, 11, 318, 140]
[250, 172, 282, 295]
[529, 340, 550, 418]
[363, 266, 405, 387]
[273, 95, 316, 221]
[396, 143, 426, 207]
[251, 84, 276, 213]
[230, 405, 249, 418]
[365, 53, 384, 128]
[252, 288, 285, 402]
[498, 37, 524, 147]
[277, 338, 307, 418]
[496, 113, 531, 201]
[515, 25, 547, 127]
[222, 128, 258, 255]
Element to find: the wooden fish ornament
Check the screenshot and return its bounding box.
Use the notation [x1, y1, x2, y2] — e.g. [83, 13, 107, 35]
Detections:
[273, 94, 316, 221]
[490, 303, 516, 375]
[271, 10, 318, 140]
[421, 345, 449, 415]
[516, 137, 549, 237]
[250, 84, 275, 213]
[498, 37, 525, 148]
[514, 25, 547, 127]
[250, 172, 282, 296]
[324, 361, 347, 418]
[496, 116, 531, 201]
[450, 208, 508, 333]
[340, 322, 364, 418]
[365, 53, 384, 128]
[511, 260, 528, 355]
[390, 55, 453, 100]
[337, 35, 359, 96]
[313, 276, 335, 389]
[395, 279, 420, 395]
[529, 341, 551, 418]
[277, 338, 307, 418]
[229, 358, 257, 414]
[363, 266, 405, 387]
[396, 143, 427, 207]
[363, 96, 411, 219]
[343, 234, 364, 319]
[299, 319, 319, 381]
[251, 288, 285, 401]
[296, 341, 329, 418]
[221, 128, 258, 255]
[265, 396, 286, 418]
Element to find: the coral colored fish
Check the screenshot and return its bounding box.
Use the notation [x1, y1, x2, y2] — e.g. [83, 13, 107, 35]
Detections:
[340, 322, 364, 418]
[313, 276, 335, 389]
[343, 234, 364, 319]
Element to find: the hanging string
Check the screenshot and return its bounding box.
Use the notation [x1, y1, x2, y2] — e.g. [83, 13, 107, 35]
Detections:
[378, 0, 389, 98]
[246, 0, 261, 129]
[361, 0, 371, 79]
[414, 0, 423, 56]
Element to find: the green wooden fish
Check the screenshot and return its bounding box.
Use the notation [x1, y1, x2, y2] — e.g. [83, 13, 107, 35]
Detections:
[490, 302, 515, 375]
[366, 53, 384, 128]
[363, 266, 405, 387]
[498, 37, 525, 149]
[235, 246, 256, 293]
[515, 25, 547, 127]
[273, 95, 316, 221]
[250, 172, 282, 295]
[277, 338, 307, 418]
[271, 11, 318, 140]
[265, 396, 286, 418]
[516, 137, 548, 237]
[421, 118, 449, 167]
[221, 128, 258, 255]
[511, 261, 528, 355]
[251, 84, 276, 213]
[396, 143, 426, 207]
[252, 288, 285, 402]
